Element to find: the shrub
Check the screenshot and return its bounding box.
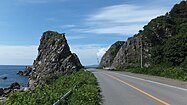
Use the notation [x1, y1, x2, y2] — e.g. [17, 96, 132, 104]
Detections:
[118, 66, 187, 81]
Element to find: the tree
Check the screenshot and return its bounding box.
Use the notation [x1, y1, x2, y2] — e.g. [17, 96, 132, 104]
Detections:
[163, 34, 187, 66]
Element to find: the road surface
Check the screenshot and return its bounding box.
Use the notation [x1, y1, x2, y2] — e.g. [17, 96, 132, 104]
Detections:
[90, 69, 187, 105]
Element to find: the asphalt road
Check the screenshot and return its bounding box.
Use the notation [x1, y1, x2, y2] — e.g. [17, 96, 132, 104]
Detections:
[90, 69, 187, 105]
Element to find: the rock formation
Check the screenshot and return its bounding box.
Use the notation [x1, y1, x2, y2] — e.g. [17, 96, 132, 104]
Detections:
[17, 66, 32, 76]
[99, 41, 125, 68]
[0, 88, 4, 96]
[99, 36, 150, 69]
[1, 77, 7, 80]
[0, 82, 20, 97]
[24, 31, 82, 89]
[112, 36, 143, 68]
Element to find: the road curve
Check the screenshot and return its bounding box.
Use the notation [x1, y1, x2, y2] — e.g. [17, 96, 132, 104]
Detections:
[90, 69, 187, 105]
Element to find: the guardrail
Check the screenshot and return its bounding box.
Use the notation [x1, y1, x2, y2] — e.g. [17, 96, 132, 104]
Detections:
[53, 84, 78, 105]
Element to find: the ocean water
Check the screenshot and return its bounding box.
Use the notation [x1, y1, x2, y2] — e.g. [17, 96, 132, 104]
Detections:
[0, 65, 29, 88]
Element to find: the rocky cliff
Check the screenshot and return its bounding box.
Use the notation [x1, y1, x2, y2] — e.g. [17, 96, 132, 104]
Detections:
[100, 1, 187, 69]
[100, 35, 150, 68]
[26, 31, 83, 89]
[99, 41, 125, 68]
[112, 36, 142, 68]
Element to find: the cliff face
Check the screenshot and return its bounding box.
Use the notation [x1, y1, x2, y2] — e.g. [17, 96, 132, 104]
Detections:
[100, 36, 151, 68]
[99, 41, 125, 68]
[100, 1, 187, 69]
[28, 31, 82, 89]
[112, 37, 142, 68]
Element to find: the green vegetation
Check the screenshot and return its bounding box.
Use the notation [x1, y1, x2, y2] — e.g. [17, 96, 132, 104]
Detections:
[117, 66, 187, 81]
[2, 70, 101, 105]
[163, 34, 187, 66]
[44, 31, 65, 41]
[141, 1, 187, 67]
[109, 41, 125, 59]
[67, 73, 101, 105]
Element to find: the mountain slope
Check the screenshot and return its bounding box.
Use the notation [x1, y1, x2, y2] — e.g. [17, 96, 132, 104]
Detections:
[100, 1, 187, 69]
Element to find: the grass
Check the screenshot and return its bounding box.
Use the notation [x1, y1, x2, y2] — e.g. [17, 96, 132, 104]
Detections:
[117, 66, 187, 81]
[2, 70, 101, 105]
[66, 71, 101, 105]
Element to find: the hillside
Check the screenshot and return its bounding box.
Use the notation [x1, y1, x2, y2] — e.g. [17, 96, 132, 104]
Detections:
[100, 1, 187, 69]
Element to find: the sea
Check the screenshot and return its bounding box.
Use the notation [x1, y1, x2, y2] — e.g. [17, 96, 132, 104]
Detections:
[0, 65, 29, 88]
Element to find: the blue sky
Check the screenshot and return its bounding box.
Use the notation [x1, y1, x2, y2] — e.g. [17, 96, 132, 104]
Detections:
[0, 0, 180, 65]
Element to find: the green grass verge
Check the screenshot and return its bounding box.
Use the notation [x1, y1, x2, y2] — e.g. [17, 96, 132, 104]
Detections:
[2, 70, 101, 105]
[117, 67, 187, 81]
[66, 71, 101, 105]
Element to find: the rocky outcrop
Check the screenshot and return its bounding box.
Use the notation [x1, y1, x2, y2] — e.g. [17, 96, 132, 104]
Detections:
[8, 82, 20, 90]
[0, 82, 20, 97]
[1, 77, 7, 80]
[99, 41, 125, 68]
[112, 35, 152, 68]
[0, 88, 4, 96]
[25, 31, 82, 89]
[112, 36, 142, 68]
[17, 71, 23, 75]
[17, 66, 32, 76]
[100, 36, 151, 69]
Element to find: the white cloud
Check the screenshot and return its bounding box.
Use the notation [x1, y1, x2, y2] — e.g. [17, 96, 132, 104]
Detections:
[70, 44, 108, 65]
[96, 47, 109, 57]
[87, 4, 165, 23]
[75, 4, 168, 35]
[0, 45, 38, 65]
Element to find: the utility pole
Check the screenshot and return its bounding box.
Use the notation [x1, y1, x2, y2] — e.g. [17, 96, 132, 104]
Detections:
[140, 36, 143, 68]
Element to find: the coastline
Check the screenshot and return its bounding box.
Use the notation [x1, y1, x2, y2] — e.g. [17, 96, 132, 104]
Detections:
[0, 65, 29, 88]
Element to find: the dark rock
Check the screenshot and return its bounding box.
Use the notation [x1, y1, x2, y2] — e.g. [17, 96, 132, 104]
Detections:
[8, 82, 20, 89]
[17, 66, 32, 77]
[3, 88, 11, 95]
[0, 82, 20, 96]
[23, 66, 32, 76]
[0, 88, 4, 96]
[2, 77, 7, 80]
[17, 71, 23, 75]
[27, 31, 82, 89]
